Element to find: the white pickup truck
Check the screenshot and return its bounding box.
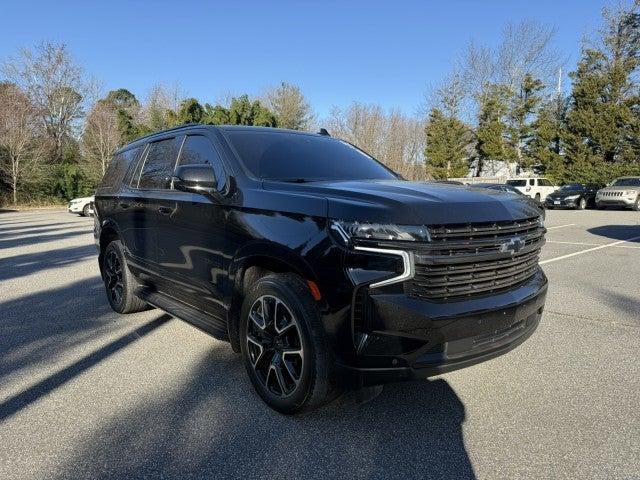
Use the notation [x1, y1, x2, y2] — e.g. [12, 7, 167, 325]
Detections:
[506, 177, 558, 202]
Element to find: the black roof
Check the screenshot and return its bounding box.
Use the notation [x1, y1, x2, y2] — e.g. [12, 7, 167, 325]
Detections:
[115, 124, 325, 154]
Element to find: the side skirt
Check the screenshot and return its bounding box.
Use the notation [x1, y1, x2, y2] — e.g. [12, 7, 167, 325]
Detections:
[136, 287, 229, 341]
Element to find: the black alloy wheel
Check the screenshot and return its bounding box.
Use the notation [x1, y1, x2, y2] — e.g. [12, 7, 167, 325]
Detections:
[104, 248, 124, 307]
[246, 294, 304, 397]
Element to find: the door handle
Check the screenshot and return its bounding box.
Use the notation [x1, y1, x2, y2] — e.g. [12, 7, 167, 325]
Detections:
[158, 206, 173, 215]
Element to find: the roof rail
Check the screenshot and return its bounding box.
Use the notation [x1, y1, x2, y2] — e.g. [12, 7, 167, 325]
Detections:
[121, 123, 207, 147]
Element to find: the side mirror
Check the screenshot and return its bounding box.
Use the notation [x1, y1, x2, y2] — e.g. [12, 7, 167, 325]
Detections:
[173, 164, 217, 195]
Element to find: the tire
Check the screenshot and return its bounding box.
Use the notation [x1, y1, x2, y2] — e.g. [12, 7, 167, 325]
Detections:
[102, 240, 147, 314]
[633, 196, 640, 211]
[239, 273, 338, 414]
[534, 193, 541, 202]
[82, 203, 91, 217]
[577, 197, 587, 210]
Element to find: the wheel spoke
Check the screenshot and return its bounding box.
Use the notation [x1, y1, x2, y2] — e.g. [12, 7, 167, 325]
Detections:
[246, 294, 304, 398]
[246, 333, 264, 366]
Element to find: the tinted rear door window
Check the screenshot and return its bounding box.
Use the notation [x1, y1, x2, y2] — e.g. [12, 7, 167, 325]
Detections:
[101, 146, 141, 188]
[138, 138, 180, 189]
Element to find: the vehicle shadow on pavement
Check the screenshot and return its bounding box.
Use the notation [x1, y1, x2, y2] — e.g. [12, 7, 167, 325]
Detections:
[54, 346, 476, 480]
[587, 225, 640, 242]
[597, 288, 640, 326]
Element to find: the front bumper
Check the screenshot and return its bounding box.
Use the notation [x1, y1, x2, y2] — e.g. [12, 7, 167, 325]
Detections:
[596, 197, 636, 208]
[336, 270, 548, 386]
[545, 197, 578, 208]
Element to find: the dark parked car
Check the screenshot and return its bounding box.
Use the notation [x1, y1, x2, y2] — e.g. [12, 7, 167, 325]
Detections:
[545, 183, 599, 210]
[94, 125, 548, 413]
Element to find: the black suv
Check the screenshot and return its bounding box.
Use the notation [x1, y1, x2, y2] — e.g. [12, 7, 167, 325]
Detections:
[94, 125, 548, 413]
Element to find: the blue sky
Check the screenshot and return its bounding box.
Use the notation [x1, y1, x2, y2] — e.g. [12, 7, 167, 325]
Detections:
[1, 1, 605, 119]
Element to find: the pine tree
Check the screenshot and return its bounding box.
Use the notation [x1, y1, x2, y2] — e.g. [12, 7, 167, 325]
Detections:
[530, 96, 568, 181]
[424, 108, 470, 179]
[475, 85, 509, 175]
[565, 2, 640, 166]
[507, 74, 544, 168]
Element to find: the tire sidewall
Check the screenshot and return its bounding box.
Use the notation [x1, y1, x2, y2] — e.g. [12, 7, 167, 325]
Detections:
[578, 197, 586, 210]
[239, 276, 318, 413]
[82, 203, 91, 216]
[103, 241, 129, 313]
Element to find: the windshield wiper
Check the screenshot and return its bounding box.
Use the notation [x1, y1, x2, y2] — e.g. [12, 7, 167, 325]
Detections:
[264, 178, 309, 183]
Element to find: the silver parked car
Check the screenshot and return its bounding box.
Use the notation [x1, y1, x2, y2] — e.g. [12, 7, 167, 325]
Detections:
[596, 177, 640, 210]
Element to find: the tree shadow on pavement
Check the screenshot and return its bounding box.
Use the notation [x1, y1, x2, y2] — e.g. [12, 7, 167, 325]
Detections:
[0, 244, 96, 281]
[587, 225, 640, 242]
[0, 314, 171, 421]
[54, 348, 475, 480]
[0, 228, 93, 250]
[0, 277, 119, 382]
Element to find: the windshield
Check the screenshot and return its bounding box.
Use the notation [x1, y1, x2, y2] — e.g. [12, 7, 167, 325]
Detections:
[506, 179, 526, 187]
[559, 184, 583, 192]
[225, 130, 398, 182]
[612, 177, 640, 187]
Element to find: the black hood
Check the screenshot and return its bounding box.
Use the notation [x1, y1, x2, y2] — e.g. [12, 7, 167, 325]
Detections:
[548, 188, 584, 199]
[263, 180, 541, 224]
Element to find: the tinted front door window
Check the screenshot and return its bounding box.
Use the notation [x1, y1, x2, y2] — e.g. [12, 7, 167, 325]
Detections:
[178, 135, 225, 188]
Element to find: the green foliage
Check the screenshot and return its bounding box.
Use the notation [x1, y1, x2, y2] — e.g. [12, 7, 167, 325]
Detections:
[204, 104, 230, 125]
[507, 74, 545, 167]
[227, 95, 277, 127]
[476, 85, 509, 168]
[104, 89, 141, 143]
[177, 98, 204, 124]
[565, 3, 640, 165]
[424, 108, 471, 179]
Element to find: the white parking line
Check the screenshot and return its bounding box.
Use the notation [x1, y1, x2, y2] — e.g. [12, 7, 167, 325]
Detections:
[547, 240, 640, 249]
[546, 240, 599, 246]
[541, 234, 640, 265]
[545, 224, 575, 230]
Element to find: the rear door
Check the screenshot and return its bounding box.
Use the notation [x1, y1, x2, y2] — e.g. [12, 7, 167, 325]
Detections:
[127, 136, 182, 275]
[155, 131, 229, 318]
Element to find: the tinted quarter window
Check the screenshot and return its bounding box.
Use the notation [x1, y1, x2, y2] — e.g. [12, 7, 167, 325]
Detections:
[506, 180, 526, 187]
[225, 131, 397, 182]
[101, 146, 141, 188]
[138, 138, 180, 189]
[178, 135, 225, 186]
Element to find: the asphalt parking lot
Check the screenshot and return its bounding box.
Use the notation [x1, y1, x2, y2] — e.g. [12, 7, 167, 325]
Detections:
[0, 208, 639, 480]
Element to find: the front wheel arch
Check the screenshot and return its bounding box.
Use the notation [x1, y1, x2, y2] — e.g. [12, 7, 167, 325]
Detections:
[227, 251, 321, 354]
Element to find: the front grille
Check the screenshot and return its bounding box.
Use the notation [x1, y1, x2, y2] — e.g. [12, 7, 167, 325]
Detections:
[600, 191, 623, 197]
[406, 217, 544, 300]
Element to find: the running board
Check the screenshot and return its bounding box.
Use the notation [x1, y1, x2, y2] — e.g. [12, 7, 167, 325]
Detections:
[136, 287, 229, 341]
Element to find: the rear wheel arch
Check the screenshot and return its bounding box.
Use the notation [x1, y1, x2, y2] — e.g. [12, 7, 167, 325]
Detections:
[98, 224, 120, 273]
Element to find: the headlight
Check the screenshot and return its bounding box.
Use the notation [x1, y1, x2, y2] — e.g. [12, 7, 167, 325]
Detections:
[331, 220, 431, 243]
[564, 194, 580, 200]
[537, 215, 545, 228]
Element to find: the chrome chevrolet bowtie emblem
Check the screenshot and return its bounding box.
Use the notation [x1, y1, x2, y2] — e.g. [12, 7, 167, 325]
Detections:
[500, 236, 525, 255]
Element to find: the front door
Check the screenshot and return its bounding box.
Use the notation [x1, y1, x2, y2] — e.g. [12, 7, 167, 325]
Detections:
[155, 132, 229, 320]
